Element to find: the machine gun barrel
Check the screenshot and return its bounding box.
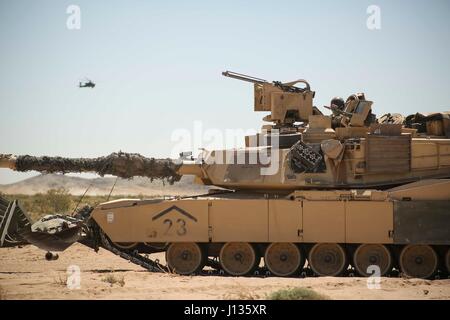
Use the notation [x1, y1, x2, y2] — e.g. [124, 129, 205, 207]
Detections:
[324, 105, 352, 117]
[222, 71, 268, 84]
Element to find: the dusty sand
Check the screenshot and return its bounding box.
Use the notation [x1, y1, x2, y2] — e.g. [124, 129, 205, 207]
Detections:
[0, 243, 449, 300]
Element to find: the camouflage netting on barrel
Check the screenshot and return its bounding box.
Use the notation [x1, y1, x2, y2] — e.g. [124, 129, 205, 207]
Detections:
[13, 152, 182, 184]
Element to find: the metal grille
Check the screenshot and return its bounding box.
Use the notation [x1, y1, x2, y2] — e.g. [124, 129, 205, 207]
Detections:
[366, 135, 411, 173]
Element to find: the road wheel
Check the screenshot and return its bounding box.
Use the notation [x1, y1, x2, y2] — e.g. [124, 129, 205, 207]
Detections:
[308, 243, 347, 276]
[166, 242, 205, 275]
[114, 242, 138, 250]
[353, 244, 392, 277]
[219, 242, 258, 276]
[399, 245, 438, 279]
[264, 243, 304, 277]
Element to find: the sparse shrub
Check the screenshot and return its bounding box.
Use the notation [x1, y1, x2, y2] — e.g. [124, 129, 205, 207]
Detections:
[268, 287, 329, 300]
[102, 273, 125, 287]
[222, 282, 261, 300]
[24, 188, 72, 218]
[53, 274, 68, 286]
[45, 188, 72, 213]
[223, 290, 260, 300]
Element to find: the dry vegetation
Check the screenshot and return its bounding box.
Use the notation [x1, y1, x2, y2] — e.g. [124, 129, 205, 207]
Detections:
[53, 274, 68, 287]
[268, 287, 329, 300]
[0, 188, 150, 220]
[102, 273, 126, 287]
[222, 282, 261, 300]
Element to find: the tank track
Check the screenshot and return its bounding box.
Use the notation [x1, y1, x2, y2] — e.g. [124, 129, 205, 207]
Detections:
[90, 209, 449, 279]
[98, 232, 225, 275]
[99, 230, 168, 273]
[95, 237, 449, 279]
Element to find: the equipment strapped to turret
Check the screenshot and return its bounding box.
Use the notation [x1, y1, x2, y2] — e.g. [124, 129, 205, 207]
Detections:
[289, 140, 324, 173]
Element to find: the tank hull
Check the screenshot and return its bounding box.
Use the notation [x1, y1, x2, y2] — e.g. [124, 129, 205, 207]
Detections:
[92, 190, 450, 246]
[91, 180, 450, 278]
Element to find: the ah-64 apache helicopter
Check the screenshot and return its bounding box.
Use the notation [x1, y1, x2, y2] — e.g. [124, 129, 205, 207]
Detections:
[78, 78, 96, 88]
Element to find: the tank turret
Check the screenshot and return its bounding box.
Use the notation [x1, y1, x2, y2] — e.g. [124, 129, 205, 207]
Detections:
[179, 72, 450, 191]
[1, 72, 450, 192]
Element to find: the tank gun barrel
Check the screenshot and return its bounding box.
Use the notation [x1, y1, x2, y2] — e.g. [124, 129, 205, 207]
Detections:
[0, 154, 16, 170]
[0, 152, 182, 183]
[221, 70, 268, 84]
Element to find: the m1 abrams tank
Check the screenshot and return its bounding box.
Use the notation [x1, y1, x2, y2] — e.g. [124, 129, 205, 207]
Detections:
[1, 71, 449, 279]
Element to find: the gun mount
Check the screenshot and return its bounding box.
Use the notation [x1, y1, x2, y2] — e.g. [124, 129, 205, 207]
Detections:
[222, 70, 314, 127]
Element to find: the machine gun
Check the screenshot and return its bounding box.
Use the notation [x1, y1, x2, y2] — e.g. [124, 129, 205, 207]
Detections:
[221, 71, 268, 85]
[324, 96, 375, 128]
[222, 71, 314, 126]
[323, 104, 353, 118]
[222, 71, 311, 93]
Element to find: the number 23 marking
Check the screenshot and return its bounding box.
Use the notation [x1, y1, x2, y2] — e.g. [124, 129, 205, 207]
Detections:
[163, 218, 187, 236]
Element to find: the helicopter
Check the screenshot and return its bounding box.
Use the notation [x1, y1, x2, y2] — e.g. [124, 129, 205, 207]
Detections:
[78, 78, 96, 88]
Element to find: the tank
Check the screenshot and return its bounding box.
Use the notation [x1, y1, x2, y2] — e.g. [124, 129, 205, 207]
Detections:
[1, 71, 449, 279]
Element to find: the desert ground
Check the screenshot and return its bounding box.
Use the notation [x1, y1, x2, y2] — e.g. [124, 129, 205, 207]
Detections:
[1, 175, 449, 300]
[1, 243, 449, 300]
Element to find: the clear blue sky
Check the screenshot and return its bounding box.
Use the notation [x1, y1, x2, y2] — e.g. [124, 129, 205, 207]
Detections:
[1, 0, 449, 183]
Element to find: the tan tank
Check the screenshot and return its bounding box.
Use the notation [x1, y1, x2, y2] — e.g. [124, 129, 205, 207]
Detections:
[1, 71, 449, 279]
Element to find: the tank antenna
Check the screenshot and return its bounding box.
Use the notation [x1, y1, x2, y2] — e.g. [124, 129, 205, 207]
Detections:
[107, 177, 119, 202]
[72, 183, 92, 216]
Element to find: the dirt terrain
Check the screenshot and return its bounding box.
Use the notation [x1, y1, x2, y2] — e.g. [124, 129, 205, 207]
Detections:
[1, 243, 449, 300]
